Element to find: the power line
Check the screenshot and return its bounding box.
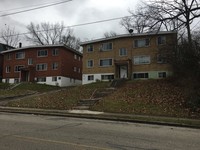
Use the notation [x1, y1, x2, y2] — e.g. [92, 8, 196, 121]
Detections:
[0, 15, 133, 39]
[0, 0, 67, 13]
[0, 0, 72, 17]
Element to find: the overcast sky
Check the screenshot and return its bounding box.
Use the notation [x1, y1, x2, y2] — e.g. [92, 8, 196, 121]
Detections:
[0, 0, 140, 46]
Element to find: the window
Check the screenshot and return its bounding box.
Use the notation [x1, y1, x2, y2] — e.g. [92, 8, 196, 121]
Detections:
[78, 68, 81, 73]
[52, 62, 58, 70]
[134, 39, 150, 48]
[14, 78, 19, 83]
[78, 56, 81, 61]
[88, 75, 94, 81]
[16, 52, 25, 59]
[100, 59, 112, 67]
[37, 77, 46, 82]
[52, 49, 59, 56]
[157, 54, 167, 63]
[28, 58, 33, 65]
[6, 66, 11, 73]
[158, 72, 167, 78]
[5, 79, 9, 83]
[134, 56, 150, 65]
[36, 64, 47, 71]
[100, 42, 112, 51]
[74, 67, 77, 72]
[52, 76, 57, 82]
[119, 48, 127, 56]
[157, 36, 166, 45]
[38, 50, 48, 57]
[87, 45, 93, 52]
[6, 53, 12, 60]
[15, 65, 24, 72]
[101, 75, 114, 80]
[74, 54, 77, 59]
[87, 60, 93, 68]
[133, 73, 149, 79]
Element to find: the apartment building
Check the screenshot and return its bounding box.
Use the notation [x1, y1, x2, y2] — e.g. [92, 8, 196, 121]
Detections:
[1, 44, 82, 87]
[80, 31, 177, 84]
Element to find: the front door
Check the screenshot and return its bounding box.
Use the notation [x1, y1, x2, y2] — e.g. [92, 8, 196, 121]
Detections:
[119, 65, 128, 78]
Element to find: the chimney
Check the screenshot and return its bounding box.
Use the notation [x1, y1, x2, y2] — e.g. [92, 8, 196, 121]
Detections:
[19, 42, 22, 48]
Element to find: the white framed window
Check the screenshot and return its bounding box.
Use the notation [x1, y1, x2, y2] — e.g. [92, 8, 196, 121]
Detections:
[101, 75, 114, 80]
[36, 64, 47, 71]
[134, 39, 150, 48]
[52, 76, 57, 82]
[88, 75, 94, 81]
[158, 72, 167, 78]
[157, 36, 166, 45]
[37, 50, 48, 57]
[133, 73, 149, 79]
[52, 49, 59, 56]
[78, 68, 81, 73]
[28, 58, 33, 65]
[87, 60, 93, 68]
[74, 67, 77, 72]
[78, 56, 81, 61]
[119, 48, 127, 56]
[52, 62, 58, 70]
[6, 53, 12, 60]
[74, 54, 77, 59]
[100, 59, 112, 67]
[87, 45, 93, 52]
[100, 42, 112, 51]
[16, 52, 25, 59]
[6, 66, 11, 73]
[37, 77, 46, 82]
[14, 65, 24, 72]
[133, 56, 150, 65]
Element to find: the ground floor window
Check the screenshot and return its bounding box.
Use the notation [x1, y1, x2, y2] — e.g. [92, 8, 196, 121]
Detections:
[37, 77, 46, 82]
[14, 78, 19, 83]
[52, 76, 57, 82]
[88, 75, 94, 81]
[5, 79, 9, 83]
[101, 75, 114, 80]
[158, 72, 167, 78]
[133, 73, 149, 79]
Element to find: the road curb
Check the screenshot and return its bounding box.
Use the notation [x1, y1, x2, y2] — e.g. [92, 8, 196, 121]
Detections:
[0, 106, 200, 129]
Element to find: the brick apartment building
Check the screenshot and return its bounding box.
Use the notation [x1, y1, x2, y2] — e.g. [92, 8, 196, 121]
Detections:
[80, 31, 177, 84]
[1, 44, 82, 87]
[0, 43, 15, 81]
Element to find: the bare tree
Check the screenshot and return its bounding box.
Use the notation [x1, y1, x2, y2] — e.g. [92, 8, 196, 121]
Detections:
[122, 0, 200, 45]
[0, 25, 20, 47]
[103, 31, 117, 38]
[26, 22, 80, 50]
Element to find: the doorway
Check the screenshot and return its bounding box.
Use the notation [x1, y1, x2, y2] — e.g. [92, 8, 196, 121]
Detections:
[119, 65, 128, 78]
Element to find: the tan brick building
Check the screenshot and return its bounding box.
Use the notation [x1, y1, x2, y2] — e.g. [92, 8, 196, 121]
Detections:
[80, 31, 177, 84]
[1, 44, 82, 87]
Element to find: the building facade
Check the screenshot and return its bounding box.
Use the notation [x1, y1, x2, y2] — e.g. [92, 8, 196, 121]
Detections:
[81, 31, 177, 84]
[1, 44, 82, 87]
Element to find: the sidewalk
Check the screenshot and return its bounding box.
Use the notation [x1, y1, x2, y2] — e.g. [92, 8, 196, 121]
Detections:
[0, 106, 200, 129]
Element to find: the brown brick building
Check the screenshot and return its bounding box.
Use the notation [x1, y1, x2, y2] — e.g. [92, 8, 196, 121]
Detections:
[80, 31, 177, 84]
[1, 44, 82, 87]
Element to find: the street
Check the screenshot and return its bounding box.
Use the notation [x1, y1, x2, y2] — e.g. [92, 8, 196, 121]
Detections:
[0, 112, 200, 150]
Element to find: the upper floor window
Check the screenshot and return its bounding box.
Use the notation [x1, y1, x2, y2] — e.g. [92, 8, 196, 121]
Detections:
[28, 58, 33, 65]
[38, 50, 48, 57]
[52, 62, 58, 70]
[119, 48, 127, 56]
[157, 36, 166, 45]
[87, 60, 93, 68]
[78, 56, 81, 61]
[16, 52, 25, 59]
[100, 42, 112, 51]
[134, 39, 150, 48]
[6, 53, 12, 60]
[36, 63, 47, 71]
[15, 65, 24, 72]
[74, 54, 77, 59]
[134, 56, 150, 65]
[6, 66, 11, 73]
[157, 54, 167, 63]
[100, 59, 112, 67]
[87, 45, 93, 52]
[74, 67, 77, 72]
[52, 49, 59, 56]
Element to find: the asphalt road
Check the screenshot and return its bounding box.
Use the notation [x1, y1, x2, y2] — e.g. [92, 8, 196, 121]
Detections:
[0, 112, 200, 150]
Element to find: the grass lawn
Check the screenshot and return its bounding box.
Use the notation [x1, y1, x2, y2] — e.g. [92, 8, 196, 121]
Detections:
[6, 82, 110, 110]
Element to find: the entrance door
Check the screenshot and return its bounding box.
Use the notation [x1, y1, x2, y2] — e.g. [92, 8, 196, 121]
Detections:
[119, 65, 128, 78]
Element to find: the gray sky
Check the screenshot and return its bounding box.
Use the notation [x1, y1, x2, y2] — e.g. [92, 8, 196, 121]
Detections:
[0, 0, 140, 46]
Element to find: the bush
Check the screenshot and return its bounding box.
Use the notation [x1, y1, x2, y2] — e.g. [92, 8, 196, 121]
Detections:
[0, 83, 10, 89]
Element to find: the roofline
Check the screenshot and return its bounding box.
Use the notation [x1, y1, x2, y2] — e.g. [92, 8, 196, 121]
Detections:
[0, 44, 82, 56]
[80, 31, 177, 45]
